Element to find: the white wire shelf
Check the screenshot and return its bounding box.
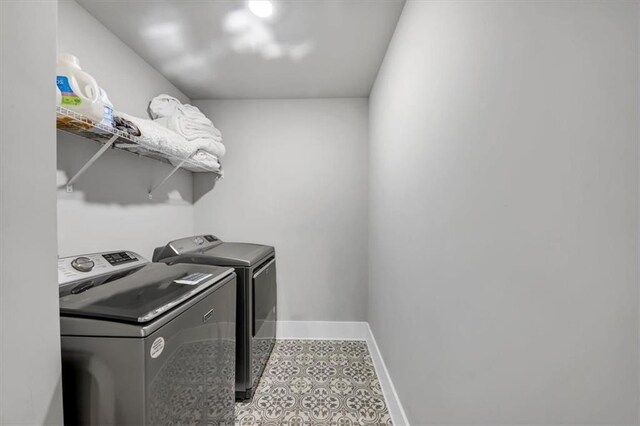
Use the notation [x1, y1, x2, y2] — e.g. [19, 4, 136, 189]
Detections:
[56, 106, 223, 198]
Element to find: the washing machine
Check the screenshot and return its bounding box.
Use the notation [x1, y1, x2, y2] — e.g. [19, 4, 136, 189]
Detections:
[58, 250, 236, 425]
[153, 235, 276, 400]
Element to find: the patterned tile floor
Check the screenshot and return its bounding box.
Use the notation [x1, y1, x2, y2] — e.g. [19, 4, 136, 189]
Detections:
[235, 340, 393, 426]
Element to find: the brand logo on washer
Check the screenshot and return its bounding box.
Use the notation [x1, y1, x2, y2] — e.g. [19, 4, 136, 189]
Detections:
[150, 337, 165, 358]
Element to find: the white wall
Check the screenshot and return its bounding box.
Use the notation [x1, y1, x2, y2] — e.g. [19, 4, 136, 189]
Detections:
[193, 99, 369, 321]
[369, 1, 639, 425]
[57, 0, 195, 258]
[0, 1, 63, 424]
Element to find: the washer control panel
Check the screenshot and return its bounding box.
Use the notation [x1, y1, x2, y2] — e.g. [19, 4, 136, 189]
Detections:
[58, 251, 148, 287]
[102, 251, 138, 266]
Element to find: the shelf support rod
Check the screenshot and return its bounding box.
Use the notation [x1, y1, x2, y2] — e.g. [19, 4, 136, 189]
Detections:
[148, 152, 196, 200]
[66, 134, 118, 193]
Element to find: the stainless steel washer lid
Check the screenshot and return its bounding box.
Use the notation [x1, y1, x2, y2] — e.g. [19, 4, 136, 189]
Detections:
[59, 263, 234, 324]
[201, 243, 275, 267]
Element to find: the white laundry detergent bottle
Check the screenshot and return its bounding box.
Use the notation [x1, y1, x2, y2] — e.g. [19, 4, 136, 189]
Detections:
[56, 53, 104, 123]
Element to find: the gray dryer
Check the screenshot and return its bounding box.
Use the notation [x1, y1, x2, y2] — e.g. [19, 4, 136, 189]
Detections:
[154, 235, 276, 400]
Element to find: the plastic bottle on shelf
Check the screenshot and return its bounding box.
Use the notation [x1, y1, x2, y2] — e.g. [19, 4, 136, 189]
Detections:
[56, 53, 104, 123]
[98, 87, 114, 128]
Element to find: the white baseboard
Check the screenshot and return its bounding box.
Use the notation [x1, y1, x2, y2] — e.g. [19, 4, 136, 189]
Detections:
[276, 320, 369, 340]
[365, 323, 410, 426]
[276, 321, 409, 426]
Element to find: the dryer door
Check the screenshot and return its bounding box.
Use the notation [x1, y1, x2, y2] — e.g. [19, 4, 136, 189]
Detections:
[251, 257, 277, 388]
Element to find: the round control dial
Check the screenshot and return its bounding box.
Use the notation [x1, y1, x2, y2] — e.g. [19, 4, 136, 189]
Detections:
[71, 256, 95, 272]
[194, 237, 205, 245]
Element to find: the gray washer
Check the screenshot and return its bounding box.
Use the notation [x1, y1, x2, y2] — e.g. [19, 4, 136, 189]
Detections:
[59, 252, 236, 425]
[153, 235, 277, 400]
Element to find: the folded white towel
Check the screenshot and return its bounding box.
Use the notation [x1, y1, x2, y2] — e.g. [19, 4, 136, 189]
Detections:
[149, 95, 221, 137]
[180, 103, 223, 138]
[194, 138, 226, 159]
[154, 115, 222, 143]
[188, 151, 223, 174]
[149, 94, 225, 158]
[148, 94, 181, 119]
[117, 111, 186, 156]
[115, 111, 221, 173]
[155, 115, 225, 158]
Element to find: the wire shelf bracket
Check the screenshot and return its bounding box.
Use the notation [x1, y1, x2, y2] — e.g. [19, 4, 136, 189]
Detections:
[148, 152, 196, 200]
[65, 134, 118, 193]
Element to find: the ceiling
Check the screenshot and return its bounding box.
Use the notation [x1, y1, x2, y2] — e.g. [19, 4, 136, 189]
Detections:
[78, 0, 405, 100]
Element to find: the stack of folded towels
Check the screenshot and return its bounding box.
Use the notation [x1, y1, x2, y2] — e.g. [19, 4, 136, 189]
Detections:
[113, 95, 225, 173]
[149, 94, 226, 160]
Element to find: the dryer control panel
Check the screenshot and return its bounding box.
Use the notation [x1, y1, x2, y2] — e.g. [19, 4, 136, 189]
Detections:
[168, 235, 221, 255]
[58, 251, 148, 287]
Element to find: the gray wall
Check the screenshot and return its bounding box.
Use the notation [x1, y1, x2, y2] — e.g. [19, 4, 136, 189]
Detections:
[369, 1, 639, 424]
[57, 0, 195, 259]
[0, 1, 64, 424]
[193, 99, 369, 321]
